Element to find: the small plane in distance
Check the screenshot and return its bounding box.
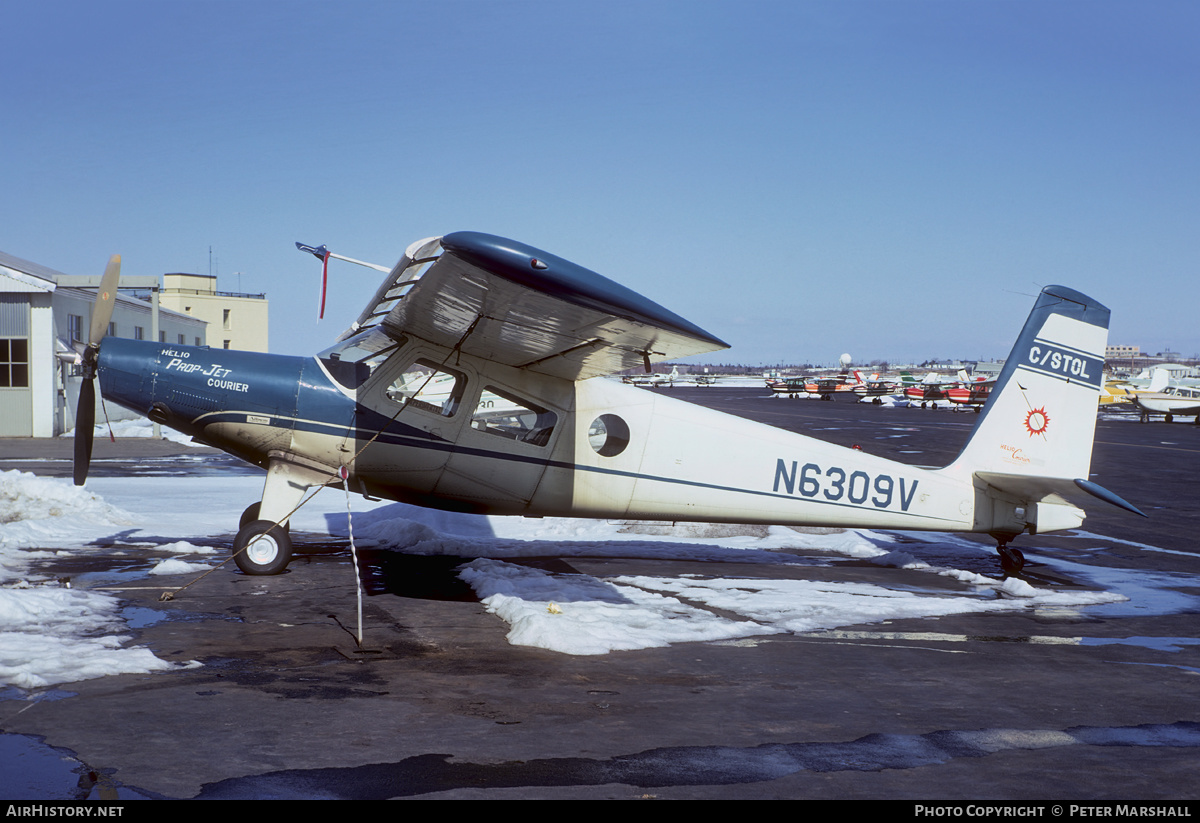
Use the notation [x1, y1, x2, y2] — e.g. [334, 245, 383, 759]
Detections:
[852, 371, 897, 403]
[766, 374, 854, 400]
[622, 364, 680, 387]
[945, 370, 995, 412]
[1128, 383, 1200, 423]
[75, 232, 1144, 576]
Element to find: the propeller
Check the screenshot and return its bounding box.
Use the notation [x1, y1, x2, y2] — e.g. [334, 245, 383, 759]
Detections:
[73, 255, 121, 486]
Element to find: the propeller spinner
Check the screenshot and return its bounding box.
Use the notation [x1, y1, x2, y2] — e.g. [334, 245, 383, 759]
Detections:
[73, 255, 121, 486]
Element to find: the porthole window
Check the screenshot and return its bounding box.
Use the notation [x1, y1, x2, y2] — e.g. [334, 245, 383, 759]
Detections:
[587, 414, 630, 457]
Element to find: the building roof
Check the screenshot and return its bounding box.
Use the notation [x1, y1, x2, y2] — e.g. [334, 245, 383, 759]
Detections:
[0, 249, 74, 283]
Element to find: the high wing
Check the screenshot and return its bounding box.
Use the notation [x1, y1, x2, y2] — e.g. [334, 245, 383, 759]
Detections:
[337, 231, 728, 380]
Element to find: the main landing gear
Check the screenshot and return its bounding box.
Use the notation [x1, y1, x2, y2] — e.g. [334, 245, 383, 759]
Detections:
[232, 502, 293, 576]
[229, 451, 334, 576]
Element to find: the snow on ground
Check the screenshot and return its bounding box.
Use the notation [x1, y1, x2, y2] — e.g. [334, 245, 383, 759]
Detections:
[0, 469, 1132, 686]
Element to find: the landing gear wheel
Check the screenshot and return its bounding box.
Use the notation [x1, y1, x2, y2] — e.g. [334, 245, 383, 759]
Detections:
[239, 502, 288, 533]
[233, 520, 292, 575]
[998, 545, 1026, 573]
[239, 502, 261, 529]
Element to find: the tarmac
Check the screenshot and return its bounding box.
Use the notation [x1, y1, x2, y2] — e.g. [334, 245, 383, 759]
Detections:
[2, 389, 1199, 800]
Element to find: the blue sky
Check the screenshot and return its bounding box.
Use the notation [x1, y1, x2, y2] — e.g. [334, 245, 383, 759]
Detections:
[4, 0, 1197, 366]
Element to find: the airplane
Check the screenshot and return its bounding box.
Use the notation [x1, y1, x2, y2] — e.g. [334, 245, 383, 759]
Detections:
[851, 371, 897, 403]
[903, 376, 949, 406]
[1127, 383, 1200, 423]
[944, 370, 995, 411]
[1102, 367, 1170, 409]
[766, 374, 853, 400]
[623, 364, 679, 387]
[73, 231, 1144, 577]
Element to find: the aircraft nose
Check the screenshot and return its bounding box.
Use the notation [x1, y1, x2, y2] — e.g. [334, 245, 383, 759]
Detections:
[97, 337, 160, 415]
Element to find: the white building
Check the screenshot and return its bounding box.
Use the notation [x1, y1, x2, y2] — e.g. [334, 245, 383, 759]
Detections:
[1, 250, 207, 437]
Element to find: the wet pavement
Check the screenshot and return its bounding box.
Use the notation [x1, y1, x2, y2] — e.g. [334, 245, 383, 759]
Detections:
[2, 389, 1199, 800]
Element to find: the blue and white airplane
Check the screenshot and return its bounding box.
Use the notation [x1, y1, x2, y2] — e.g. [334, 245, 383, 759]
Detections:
[74, 232, 1144, 575]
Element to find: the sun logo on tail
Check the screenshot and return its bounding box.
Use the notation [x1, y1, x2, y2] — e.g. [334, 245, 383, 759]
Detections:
[1025, 407, 1050, 437]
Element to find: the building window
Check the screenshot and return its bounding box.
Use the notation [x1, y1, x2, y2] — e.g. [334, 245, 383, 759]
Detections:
[68, 314, 83, 344]
[0, 339, 30, 388]
[160, 331, 166, 343]
[178, 334, 185, 344]
[195, 337, 201, 346]
[135, 326, 144, 340]
[223, 309, 231, 330]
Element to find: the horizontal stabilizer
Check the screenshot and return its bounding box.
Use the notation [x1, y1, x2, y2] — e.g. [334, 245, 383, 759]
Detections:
[975, 471, 1146, 519]
[1074, 478, 1147, 518]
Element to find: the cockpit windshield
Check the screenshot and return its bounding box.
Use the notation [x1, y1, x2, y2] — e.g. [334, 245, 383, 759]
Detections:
[317, 328, 405, 390]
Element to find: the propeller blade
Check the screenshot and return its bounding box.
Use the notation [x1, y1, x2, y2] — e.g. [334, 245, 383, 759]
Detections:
[73, 254, 119, 486]
[88, 254, 121, 346]
[74, 377, 96, 486]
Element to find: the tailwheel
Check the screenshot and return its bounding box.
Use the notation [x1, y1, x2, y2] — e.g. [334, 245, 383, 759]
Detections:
[233, 520, 292, 575]
[997, 544, 1026, 573]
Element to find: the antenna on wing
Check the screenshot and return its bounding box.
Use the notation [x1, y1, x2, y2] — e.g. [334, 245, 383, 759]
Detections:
[296, 242, 392, 320]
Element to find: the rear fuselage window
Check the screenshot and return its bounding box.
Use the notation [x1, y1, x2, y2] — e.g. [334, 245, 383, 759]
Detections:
[472, 386, 557, 447]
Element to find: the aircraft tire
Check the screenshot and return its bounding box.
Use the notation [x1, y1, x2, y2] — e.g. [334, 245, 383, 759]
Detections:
[998, 546, 1025, 573]
[239, 503, 260, 529]
[238, 502, 290, 533]
[233, 520, 292, 575]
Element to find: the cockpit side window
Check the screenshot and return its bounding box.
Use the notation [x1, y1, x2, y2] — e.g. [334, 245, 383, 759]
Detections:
[318, 329, 405, 390]
[384, 360, 465, 417]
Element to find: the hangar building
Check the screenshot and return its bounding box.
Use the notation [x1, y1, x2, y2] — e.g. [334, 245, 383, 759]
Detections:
[1, 250, 267, 438]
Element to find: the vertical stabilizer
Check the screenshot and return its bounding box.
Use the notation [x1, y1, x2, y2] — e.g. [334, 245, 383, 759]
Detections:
[947, 286, 1109, 482]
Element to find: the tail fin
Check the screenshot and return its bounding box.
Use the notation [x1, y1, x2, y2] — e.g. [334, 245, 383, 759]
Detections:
[943, 286, 1143, 533]
[950, 285, 1108, 479]
[1148, 367, 1170, 392]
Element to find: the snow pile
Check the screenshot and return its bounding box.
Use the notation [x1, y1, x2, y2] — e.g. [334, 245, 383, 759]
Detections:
[460, 558, 781, 654]
[0, 585, 179, 689]
[0, 470, 137, 558]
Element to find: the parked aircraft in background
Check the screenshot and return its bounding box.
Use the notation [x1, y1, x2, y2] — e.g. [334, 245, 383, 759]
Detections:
[902, 371, 953, 406]
[852, 371, 897, 403]
[1128, 384, 1200, 423]
[624, 365, 680, 387]
[73, 232, 1143, 577]
[945, 370, 995, 411]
